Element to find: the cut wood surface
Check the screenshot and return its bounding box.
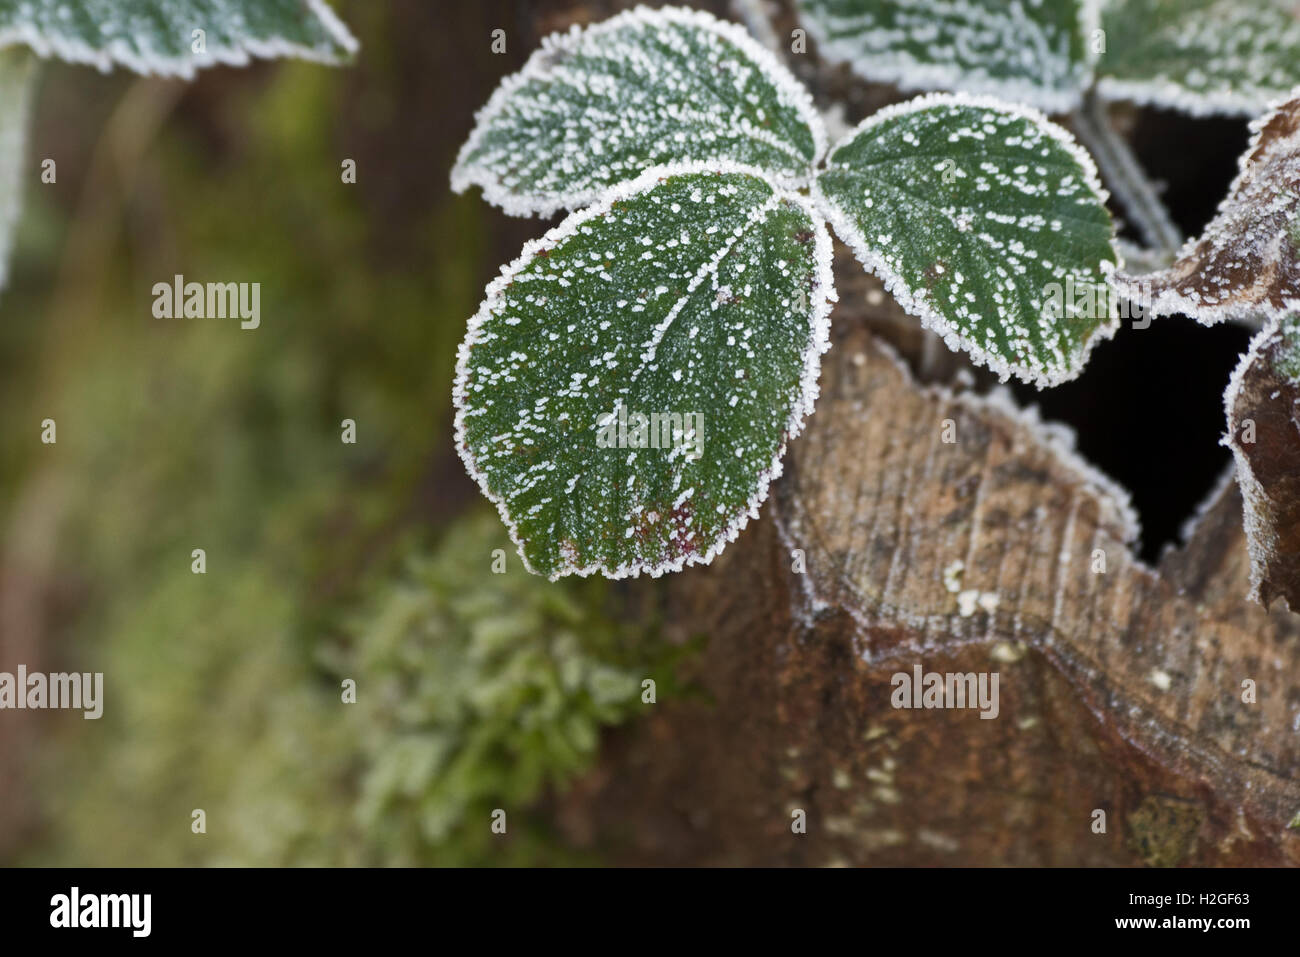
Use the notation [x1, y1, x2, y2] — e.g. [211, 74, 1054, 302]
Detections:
[561, 263, 1300, 866]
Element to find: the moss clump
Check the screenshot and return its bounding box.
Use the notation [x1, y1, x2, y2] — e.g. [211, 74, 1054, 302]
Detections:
[331, 511, 660, 865]
[1126, 794, 1204, 868]
[29, 509, 676, 866]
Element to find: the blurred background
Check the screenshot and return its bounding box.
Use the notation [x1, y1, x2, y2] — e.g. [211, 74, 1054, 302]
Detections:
[0, 0, 698, 867]
[0, 0, 1267, 867]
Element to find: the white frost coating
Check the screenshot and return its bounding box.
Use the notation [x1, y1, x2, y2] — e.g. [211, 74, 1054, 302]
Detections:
[1113, 238, 1172, 277]
[452, 160, 837, 580]
[814, 91, 1121, 389]
[0, 1, 357, 78]
[1173, 461, 1237, 549]
[1115, 88, 1300, 325]
[1095, 0, 1300, 119]
[450, 5, 827, 218]
[778, 337, 1144, 642]
[1222, 311, 1289, 602]
[796, 0, 1100, 114]
[1095, 77, 1291, 121]
[0, 49, 33, 296]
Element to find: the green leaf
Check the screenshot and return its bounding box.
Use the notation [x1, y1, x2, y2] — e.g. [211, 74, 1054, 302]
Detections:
[795, 0, 1096, 113]
[815, 93, 1118, 387]
[1097, 0, 1300, 117]
[454, 163, 834, 579]
[0, 48, 34, 297]
[451, 6, 826, 218]
[0, 0, 356, 77]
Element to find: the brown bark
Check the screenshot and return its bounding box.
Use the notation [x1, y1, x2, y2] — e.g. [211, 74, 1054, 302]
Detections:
[558, 260, 1300, 865]
[509, 0, 1300, 869]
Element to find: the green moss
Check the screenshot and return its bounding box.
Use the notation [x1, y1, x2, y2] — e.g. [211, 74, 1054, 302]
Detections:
[333, 511, 669, 865]
[28, 508, 689, 866]
[1125, 795, 1204, 868]
[5, 1, 706, 868]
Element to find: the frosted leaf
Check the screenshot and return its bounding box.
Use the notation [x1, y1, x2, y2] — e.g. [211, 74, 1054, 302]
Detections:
[1224, 312, 1300, 608]
[1115, 93, 1300, 325]
[0, 0, 357, 77]
[453, 163, 835, 579]
[1097, 0, 1300, 117]
[795, 0, 1097, 114]
[814, 93, 1118, 388]
[0, 49, 33, 298]
[451, 6, 826, 218]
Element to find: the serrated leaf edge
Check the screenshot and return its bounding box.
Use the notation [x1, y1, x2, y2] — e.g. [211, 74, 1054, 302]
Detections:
[795, 0, 1102, 115]
[450, 4, 829, 219]
[1093, 1, 1300, 119]
[452, 159, 837, 580]
[0, 0, 357, 78]
[1094, 76, 1288, 120]
[813, 90, 1121, 389]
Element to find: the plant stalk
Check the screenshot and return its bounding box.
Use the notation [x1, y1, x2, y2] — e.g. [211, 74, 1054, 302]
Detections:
[1072, 92, 1183, 259]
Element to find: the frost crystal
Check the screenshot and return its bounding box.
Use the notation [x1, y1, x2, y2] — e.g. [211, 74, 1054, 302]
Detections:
[1224, 312, 1300, 609]
[1097, 0, 1300, 117]
[452, 12, 1126, 579]
[796, 0, 1096, 114]
[0, 0, 357, 77]
[451, 6, 826, 218]
[453, 164, 835, 580]
[1116, 91, 1300, 325]
[815, 92, 1117, 387]
[0, 49, 33, 297]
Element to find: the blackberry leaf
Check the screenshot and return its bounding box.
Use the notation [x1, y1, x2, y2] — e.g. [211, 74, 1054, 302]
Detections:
[451, 6, 826, 219]
[816, 93, 1118, 387]
[454, 164, 835, 579]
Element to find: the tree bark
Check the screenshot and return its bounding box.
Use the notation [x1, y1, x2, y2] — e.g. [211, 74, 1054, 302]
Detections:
[525, 0, 1300, 867]
[558, 259, 1300, 865]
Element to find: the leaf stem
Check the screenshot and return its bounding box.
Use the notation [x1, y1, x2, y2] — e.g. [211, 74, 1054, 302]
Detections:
[729, 0, 782, 55]
[1072, 92, 1183, 258]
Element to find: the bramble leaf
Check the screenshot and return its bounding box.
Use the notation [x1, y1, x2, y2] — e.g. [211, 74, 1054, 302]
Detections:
[795, 0, 1096, 114]
[1097, 0, 1300, 117]
[453, 164, 834, 579]
[0, 49, 34, 297]
[451, 6, 826, 218]
[815, 93, 1117, 387]
[0, 0, 357, 77]
[1115, 93, 1300, 324]
[1225, 312, 1300, 609]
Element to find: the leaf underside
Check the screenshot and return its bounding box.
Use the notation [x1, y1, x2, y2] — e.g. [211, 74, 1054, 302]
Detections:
[451, 6, 824, 218]
[1097, 0, 1300, 117]
[816, 94, 1117, 387]
[454, 167, 833, 580]
[1225, 313, 1300, 609]
[795, 0, 1092, 113]
[0, 48, 33, 297]
[0, 0, 357, 77]
[1116, 93, 1300, 324]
